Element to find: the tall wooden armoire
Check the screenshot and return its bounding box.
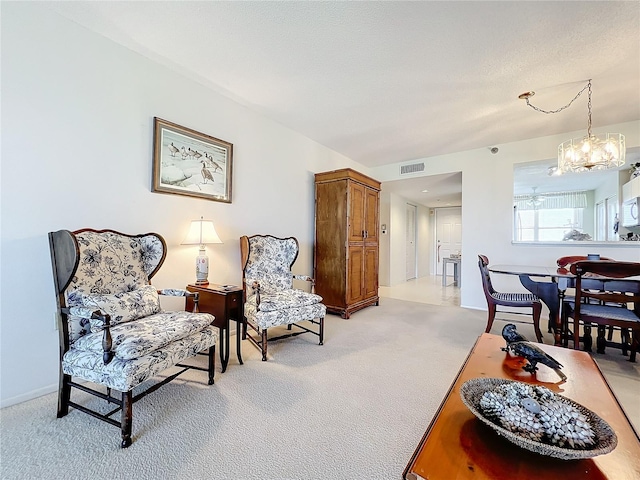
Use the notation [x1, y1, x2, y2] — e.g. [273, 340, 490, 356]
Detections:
[314, 168, 381, 318]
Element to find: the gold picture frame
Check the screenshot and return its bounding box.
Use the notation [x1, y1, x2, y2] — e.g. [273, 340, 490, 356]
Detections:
[152, 117, 233, 203]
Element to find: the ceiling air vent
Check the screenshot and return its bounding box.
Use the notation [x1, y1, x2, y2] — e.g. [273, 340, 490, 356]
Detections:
[400, 163, 425, 175]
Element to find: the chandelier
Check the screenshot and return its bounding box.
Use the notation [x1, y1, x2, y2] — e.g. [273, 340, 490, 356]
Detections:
[519, 80, 625, 174]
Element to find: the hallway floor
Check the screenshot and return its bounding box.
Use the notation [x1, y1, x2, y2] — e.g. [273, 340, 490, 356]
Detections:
[378, 275, 460, 307]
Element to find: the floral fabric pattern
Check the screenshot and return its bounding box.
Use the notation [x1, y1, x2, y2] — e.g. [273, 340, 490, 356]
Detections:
[62, 326, 218, 391]
[251, 289, 323, 312]
[158, 289, 190, 296]
[64, 231, 164, 344]
[72, 311, 215, 360]
[245, 236, 298, 294]
[245, 301, 326, 329]
[80, 284, 161, 332]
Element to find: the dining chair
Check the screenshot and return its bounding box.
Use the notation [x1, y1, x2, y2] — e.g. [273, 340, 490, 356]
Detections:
[556, 255, 615, 348]
[477, 255, 543, 342]
[564, 260, 640, 362]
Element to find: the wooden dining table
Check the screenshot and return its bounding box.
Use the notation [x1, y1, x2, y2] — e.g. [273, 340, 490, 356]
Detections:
[488, 264, 640, 347]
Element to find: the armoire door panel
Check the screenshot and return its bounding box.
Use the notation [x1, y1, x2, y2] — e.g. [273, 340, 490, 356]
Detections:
[365, 187, 379, 243]
[364, 246, 378, 298]
[348, 182, 366, 242]
[347, 246, 364, 303]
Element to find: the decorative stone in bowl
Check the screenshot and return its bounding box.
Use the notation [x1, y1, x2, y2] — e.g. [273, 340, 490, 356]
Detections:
[460, 378, 617, 460]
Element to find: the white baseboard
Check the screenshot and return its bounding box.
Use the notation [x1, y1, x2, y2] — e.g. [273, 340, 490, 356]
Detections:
[1, 383, 58, 409]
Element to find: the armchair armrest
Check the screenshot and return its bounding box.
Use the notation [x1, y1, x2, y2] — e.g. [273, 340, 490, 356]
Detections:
[243, 279, 262, 309]
[158, 288, 200, 313]
[158, 288, 194, 297]
[293, 274, 317, 293]
[62, 307, 114, 364]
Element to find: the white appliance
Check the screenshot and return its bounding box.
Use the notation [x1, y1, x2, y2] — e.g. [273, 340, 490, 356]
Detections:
[622, 197, 640, 227]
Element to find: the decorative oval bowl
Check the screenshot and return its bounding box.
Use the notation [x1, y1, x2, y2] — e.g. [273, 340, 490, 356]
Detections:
[460, 378, 617, 460]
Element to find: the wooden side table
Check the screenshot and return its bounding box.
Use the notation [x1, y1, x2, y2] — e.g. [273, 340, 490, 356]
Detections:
[186, 284, 244, 373]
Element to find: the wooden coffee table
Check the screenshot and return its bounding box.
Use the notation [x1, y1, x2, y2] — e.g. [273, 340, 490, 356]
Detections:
[403, 333, 640, 479]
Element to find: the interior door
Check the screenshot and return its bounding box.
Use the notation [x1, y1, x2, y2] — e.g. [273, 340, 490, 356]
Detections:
[435, 207, 462, 276]
[406, 203, 417, 280]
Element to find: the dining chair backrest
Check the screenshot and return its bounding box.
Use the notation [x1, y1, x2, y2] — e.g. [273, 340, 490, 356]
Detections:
[477, 254, 496, 297]
[557, 255, 614, 268]
[570, 261, 640, 311]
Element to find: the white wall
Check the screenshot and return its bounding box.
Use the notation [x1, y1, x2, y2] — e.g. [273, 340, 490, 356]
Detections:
[0, 4, 370, 406]
[379, 191, 391, 286]
[388, 193, 408, 285]
[372, 120, 640, 310]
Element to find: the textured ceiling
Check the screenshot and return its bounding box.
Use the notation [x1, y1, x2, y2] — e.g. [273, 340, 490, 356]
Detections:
[44, 1, 640, 207]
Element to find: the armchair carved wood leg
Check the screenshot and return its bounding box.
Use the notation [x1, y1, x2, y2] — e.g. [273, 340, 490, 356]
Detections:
[261, 329, 268, 361]
[121, 391, 133, 448]
[57, 373, 71, 418]
[207, 345, 215, 385]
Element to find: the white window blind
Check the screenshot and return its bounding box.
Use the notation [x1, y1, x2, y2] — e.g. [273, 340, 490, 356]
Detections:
[514, 191, 588, 211]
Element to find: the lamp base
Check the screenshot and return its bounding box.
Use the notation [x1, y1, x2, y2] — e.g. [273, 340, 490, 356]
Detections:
[195, 246, 210, 286]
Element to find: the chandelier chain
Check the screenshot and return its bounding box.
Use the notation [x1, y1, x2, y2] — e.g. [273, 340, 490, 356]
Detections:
[524, 80, 592, 115]
[520, 78, 625, 173]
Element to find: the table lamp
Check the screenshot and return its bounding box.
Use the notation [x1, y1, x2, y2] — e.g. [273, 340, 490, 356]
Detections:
[182, 217, 222, 285]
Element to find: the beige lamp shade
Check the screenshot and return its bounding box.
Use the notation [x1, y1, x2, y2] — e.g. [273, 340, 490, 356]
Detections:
[182, 217, 222, 285]
[182, 218, 223, 246]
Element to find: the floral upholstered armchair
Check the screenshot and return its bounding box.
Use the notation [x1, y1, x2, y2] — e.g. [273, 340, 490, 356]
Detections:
[48, 229, 218, 448]
[239, 235, 325, 361]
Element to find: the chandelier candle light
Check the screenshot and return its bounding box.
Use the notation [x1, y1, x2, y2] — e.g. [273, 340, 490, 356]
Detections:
[182, 217, 222, 285]
[520, 79, 625, 173]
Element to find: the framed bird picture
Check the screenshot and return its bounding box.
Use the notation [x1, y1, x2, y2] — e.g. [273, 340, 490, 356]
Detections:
[152, 117, 233, 203]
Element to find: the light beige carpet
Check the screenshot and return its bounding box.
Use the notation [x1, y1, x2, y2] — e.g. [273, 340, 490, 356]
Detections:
[1, 299, 638, 480]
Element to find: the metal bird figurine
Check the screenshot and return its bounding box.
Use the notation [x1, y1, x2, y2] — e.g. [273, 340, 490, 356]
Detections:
[501, 323, 567, 382]
[501, 323, 529, 347]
